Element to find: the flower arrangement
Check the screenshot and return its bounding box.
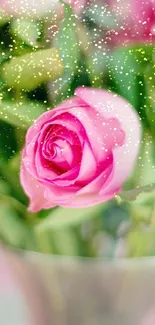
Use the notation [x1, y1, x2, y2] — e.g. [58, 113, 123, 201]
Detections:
[0, 0, 155, 258]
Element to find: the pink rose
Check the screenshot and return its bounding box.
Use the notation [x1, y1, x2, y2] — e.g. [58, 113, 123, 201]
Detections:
[20, 87, 141, 212]
[105, 0, 155, 45]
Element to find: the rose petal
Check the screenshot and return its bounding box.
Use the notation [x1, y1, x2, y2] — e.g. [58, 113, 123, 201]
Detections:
[75, 87, 141, 195]
[25, 97, 85, 146]
[49, 141, 97, 187]
[51, 166, 79, 186]
[35, 149, 60, 180]
[66, 105, 125, 164]
[20, 157, 53, 212]
[76, 141, 97, 184]
[44, 182, 80, 204]
[60, 163, 114, 207]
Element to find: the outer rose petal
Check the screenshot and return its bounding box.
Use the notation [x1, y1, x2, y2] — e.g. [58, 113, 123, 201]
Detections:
[60, 164, 115, 207]
[20, 153, 54, 212]
[68, 105, 125, 162]
[44, 182, 80, 204]
[75, 87, 141, 195]
[76, 141, 97, 183]
[25, 97, 84, 146]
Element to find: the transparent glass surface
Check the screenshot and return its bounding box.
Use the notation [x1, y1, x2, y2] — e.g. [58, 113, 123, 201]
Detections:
[22, 251, 155, 325]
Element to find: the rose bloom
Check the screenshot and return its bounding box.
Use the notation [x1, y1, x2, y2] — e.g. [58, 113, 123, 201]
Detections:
[104, 0, 155, 45]
[20, 87, 141, 212]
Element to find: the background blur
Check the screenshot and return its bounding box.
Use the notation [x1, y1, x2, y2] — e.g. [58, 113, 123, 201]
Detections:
[0, 0, 155, 259]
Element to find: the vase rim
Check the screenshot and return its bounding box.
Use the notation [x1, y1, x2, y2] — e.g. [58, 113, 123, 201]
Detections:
[22, 249, 155, 269]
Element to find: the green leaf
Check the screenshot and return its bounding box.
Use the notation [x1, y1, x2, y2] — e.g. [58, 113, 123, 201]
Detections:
[2, 48, 63, 91]
[101, 202, 129, 238]
[0, 51, 11, 95]
[128, 227, 155, 257]
[0, 154, 27, 204]
[120, 133, 155, 202]
[37, 204, 103, 230]
[0, 9, 9, 27]
[11, 19, 42, 47]
[49, 228, 80, 256]
[53, 4, 80, 73]
[108, 47, 140, 108]
[85, 3, 118, 29]
[108, 45, 154, 110]
[0, 120, 17, 162]
[0, 200, 32, 249]
[35, 222, 80, 255]
[34, 227, 53, 254]
[48, 71, 74, 105]
[120, 185, 155, 202]
[86, 48, 107, 87]
[136, 134, 155, 187]
[0, 99, 46, 129]
[0, 180, 10, 195]
[51, 4, 80, 103]
[144, 63, 155, 137]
